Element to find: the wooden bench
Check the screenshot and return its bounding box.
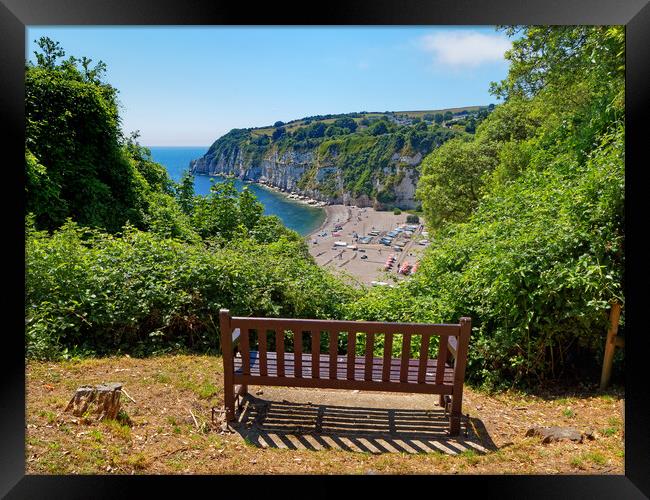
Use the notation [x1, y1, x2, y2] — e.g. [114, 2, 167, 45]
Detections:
[219, 309, 471, 435]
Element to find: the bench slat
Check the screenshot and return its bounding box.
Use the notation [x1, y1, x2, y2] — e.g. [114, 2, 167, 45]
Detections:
[276, 328, 285, 377]
[417, 334, 430, 383]
[400, 333, 411, 382]
[239, 327, 250, 375]
[258, 329, 267, 376]
[436, 334, 449, 385]
[382, 333, 393, 382]
[347, 332, 356, 380]
[329, 330, 337, 380]
[312, 330, 320, 379]
[294, 330, 302, 378]
[365, 333, 374, 381]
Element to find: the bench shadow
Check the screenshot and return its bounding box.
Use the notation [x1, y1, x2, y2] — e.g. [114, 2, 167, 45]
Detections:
[230, 394, 498, 455]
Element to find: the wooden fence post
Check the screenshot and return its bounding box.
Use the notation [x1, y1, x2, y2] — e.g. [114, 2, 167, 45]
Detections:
[600, 301, 623, 391]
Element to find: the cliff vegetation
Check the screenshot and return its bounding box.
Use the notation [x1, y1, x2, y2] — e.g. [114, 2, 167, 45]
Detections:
[191, 108, 491, 209]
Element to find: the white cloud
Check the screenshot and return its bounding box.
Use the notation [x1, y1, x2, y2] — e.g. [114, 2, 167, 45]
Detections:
[419, 30, 511, 67]
[358, 61, 370, 70]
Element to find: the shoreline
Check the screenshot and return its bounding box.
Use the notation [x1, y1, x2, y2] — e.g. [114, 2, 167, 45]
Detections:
[195, 173, 328, 236]
[305, 205, 351, 240]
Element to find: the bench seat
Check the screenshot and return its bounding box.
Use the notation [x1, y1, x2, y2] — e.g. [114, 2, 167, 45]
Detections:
[234, 351, 455, 385]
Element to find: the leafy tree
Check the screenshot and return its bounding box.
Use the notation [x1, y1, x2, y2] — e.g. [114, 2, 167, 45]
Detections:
[417, 137, 497, 229]
[251, 134, 270, 147]
[333, 117, 358, 133]
[434, 113, 444, 124]
[33, 36, 65, 69]
[239, 186, 264, 231]
[369, 120, 388, 136]
[192, 180, 242, 240]
[443, 111, 453, 121]
[143, 192, 200, 243]
[307, 122, 326, 138]
[325, 126, 345, 137]
[175, 169, 196, 216]
[273, 120, 285, 127]
[465, 118, 476, 133]
[415, 121, 428, 132]
[124, 131, 174, 195]
[271, 126, 286, 141]
[293, 127, 307, 140]
[25, 37, 155, 232]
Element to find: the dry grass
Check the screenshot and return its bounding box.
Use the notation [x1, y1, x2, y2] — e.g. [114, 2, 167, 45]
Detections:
[26, 355, 624, 475]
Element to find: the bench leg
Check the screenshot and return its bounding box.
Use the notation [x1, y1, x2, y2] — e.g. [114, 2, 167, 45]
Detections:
[224, 384, 236, 422]
[438, 394, 445, 407]
[449, 394, 463, 436]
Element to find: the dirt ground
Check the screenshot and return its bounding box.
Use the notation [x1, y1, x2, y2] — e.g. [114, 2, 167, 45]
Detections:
[25, 355, 624, 475]
[306, 205, 428, 287]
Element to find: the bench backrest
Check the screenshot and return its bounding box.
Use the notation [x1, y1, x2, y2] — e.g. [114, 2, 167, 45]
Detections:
[220, 310, 471, 388]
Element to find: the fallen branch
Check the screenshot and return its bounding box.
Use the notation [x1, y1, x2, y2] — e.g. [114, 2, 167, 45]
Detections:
[189, 409, 199, 429]
[121, 388, 136, 404]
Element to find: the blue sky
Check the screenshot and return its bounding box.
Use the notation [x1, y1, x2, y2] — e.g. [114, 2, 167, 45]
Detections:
[26, 26, 513, 146]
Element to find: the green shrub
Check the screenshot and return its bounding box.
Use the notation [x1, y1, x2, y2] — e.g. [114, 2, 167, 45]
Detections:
[25, 218, 355, 359]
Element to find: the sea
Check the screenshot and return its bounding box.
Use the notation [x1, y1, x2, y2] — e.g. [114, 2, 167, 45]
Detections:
[148, 146, 325, 236]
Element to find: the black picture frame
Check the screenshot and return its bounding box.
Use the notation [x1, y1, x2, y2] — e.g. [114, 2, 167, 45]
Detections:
[2, 0, 649, 497]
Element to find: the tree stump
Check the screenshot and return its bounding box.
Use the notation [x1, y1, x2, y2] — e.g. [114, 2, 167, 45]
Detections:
[64, 383, 123, 421]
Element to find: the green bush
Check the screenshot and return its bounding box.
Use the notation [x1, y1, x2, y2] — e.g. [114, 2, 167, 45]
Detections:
[393, 208, 402, 215]
[348, 26, 625, 386]
[348, 127, 623, 385]
[25, 218, 355, 359]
